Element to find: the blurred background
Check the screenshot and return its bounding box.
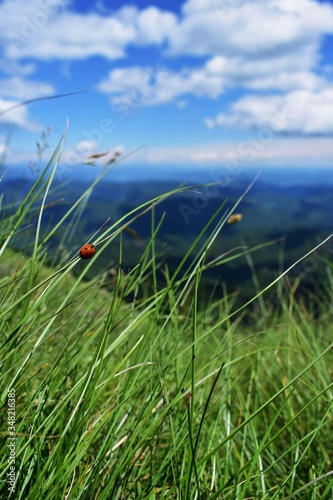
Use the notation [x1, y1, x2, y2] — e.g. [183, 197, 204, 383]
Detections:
[1, 0, 333, 305]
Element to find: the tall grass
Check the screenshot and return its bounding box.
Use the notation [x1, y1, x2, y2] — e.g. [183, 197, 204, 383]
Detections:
[0, 131, 333, 499]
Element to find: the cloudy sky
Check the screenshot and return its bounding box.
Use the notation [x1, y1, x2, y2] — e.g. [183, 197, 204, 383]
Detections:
[1, 0, 333, 174]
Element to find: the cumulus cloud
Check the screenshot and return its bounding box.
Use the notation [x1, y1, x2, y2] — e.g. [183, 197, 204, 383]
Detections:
[94, 0, 333, 108]
[96, 60, 227, 107]
[0, 76, 54, 100]
[3, 0, 330, 71]
[1, 0, 332, 99]
[205, 88, 333, 135]
[6, 13, 135, 61]
[0, 0, 135, 60]
[0, 1, 176, 62]
[161, 0, 333, 100]
[171, 0, 333, 57]
[135, 6, 177, 45]
[0, 97, 37, 129]
[199, 53, 327, 93]
[96, 54, 327, 109]
[1, 0, 332, 76]
[1, 0, 333, 141]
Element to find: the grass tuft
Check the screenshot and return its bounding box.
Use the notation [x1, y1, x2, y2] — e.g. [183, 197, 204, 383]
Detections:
[1, 130, 333, 499]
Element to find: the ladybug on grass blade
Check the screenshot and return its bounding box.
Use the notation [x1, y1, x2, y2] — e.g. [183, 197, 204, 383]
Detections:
[79, 243, 96, 260]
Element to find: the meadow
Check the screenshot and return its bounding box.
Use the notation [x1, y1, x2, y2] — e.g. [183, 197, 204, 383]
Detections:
[1, 131, 333, 499]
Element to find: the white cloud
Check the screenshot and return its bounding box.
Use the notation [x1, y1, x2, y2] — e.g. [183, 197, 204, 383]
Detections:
[0, 76, 55, 130]
[96, 61, 226, 107]
[95, 0, 333, 108]
[200, 53, 327, 93]
[163, 0, 333, 96]
[135, 6, 177, 45]
[1, 0, 333, 141]
[0, 98, 38, 129]
[0, 1, 176, 62]
[0, 0, 332, 81]
[0, 0, 331, 102]
[0, 0, 135, 61]
[246, 70, 325, 92]
[4, 134, 333, 169]
[96, 53, 327, 108]
[97, 66, 161, 94]
[171, 0, 333, 57]
[205, 88, 333, 134]
[75, 140, 97, 153]
[0, 76, 54, 100]
[122, 137, 333, 167]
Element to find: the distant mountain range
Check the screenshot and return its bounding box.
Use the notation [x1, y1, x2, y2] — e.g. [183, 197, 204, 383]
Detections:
[2, 166, 333, 306]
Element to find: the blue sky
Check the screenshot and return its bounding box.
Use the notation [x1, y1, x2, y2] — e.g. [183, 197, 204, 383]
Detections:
[1, 0, 333, 177]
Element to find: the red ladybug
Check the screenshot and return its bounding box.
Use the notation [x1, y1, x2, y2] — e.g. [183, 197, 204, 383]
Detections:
[79, 243, 96, 260]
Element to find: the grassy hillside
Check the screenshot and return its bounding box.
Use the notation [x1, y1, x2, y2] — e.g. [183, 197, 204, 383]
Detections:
[1, 135, 333, 499]
[3, 167, 333, 310]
